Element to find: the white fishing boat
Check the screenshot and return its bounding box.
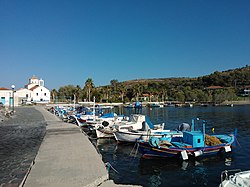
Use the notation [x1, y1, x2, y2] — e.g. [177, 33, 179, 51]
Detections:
[113, 114, 183, 143]
[97, 114, 149, 140]
[73, 112, 123, 127]
[94, 113, 124, 138]
[220, 169, 250, 187]
[95, 124, 116, 138]
[71, 97, 123, 128]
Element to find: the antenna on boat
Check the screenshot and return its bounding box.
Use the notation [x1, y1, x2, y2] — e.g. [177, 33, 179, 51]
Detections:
[93, 96, 96, 121]
[203, 120, 206, 146]
[73, 94, 76, 111]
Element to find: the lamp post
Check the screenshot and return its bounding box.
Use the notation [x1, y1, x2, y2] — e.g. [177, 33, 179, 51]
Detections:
[11, 85, 15, 114]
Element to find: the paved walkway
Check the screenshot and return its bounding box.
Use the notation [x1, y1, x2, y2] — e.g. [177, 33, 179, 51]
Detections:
[22, 107, 139, 187]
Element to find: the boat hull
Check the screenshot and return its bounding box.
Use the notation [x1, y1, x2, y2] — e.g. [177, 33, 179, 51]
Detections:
[219, 170, 250, 187]
[114, 130, 182, 143]
[138, 141, 233, 159]
[95, 128, 114, 138]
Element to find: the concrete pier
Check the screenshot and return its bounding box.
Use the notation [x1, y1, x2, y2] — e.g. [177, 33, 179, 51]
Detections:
[22, 107, 139, 187]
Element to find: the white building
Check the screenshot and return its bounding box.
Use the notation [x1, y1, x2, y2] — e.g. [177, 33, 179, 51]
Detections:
[0, 87, 16, 108]
[0, 76, 51, 107]
[243, 86, 250, 96]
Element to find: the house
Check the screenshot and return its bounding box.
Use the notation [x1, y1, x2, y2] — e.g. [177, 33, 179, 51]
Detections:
[19, 75, 51, 104]
[243, 86, 250, 96]
[0, 87, 15, 108]
[138, 93, 150, 102]
[206, 86, 224, 90]
[0, 76, 51, 107]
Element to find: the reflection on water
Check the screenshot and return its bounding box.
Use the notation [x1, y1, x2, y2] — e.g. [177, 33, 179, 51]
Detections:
[95, 105, 250, 187]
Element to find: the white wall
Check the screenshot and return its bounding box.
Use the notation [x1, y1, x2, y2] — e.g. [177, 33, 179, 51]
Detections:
[31, 86, 50, 103]
[16, 88, 33, 103]
[0, 90, 18, 107]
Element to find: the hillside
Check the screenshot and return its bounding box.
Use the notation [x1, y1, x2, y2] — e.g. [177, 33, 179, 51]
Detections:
[55, 66, 250, 103]
[119, 65, 250, 89]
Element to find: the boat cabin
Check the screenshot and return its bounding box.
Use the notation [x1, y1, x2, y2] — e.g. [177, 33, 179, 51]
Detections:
[183, 131, 205, 148]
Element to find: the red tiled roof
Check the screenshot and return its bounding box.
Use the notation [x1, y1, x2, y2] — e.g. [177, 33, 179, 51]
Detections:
[29, 85, 39, 91]
[0, 87, 10, 90]
[206, 86, 224, 89]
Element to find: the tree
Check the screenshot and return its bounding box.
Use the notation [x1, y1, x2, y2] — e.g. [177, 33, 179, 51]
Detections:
[110, 79, 119, 93]
[58, 85, 76, 102]
[174, 91, 185, 102]
[84, 78, 94, 102]
[51, 66, 249, 104]
[75, 85, 82, 103]
[51, 89, 58, 103]
[132, 84, 144, 101]
[117, 83, 127, 103]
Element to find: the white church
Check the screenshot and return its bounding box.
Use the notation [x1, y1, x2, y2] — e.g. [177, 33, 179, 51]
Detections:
[0, 76, 50, 107]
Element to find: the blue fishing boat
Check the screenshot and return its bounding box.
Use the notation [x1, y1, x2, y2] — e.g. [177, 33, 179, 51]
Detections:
[138, 118, 237, 160]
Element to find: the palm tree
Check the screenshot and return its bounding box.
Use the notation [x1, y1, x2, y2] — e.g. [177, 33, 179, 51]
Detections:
[132, 84, 144, 101]
[117, 83, 127, 103]
[75, 85, 81, 103]
[110, 79, 118, 92]
[51, 89, 58, 103]
[84, 78, 94, 102]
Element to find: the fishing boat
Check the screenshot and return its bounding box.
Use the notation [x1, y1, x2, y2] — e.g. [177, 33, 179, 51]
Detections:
[147, 102, 161, 108]
[138, 118, 237, 160]
[95, 114, 145, 140]
[114, 114, 183, 143]
[94, 113, 124, 138]
[219, 169, 250, 187]
[95, 125, 115, 138]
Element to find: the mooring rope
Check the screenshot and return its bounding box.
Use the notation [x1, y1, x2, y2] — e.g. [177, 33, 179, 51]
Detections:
[133, 142, 139, 158]
[235, 136, 241, 147]
[105, 162, 119, 174]
[129, 142, 138, 156]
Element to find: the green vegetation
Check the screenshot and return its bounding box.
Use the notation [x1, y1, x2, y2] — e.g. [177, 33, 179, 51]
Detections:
[51, 66, 250, 104]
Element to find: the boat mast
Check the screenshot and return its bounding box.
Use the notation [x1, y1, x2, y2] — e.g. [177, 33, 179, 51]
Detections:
[93, 96, 96, 121]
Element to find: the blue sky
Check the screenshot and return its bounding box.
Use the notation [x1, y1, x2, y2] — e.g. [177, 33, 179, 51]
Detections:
[1, 0, 249, 90]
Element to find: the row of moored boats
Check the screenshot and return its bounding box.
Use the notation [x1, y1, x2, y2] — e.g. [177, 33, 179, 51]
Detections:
[48, 105, 250, 187]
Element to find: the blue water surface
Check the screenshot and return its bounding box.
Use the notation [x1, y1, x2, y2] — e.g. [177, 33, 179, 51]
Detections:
[94, 105, 250, 187]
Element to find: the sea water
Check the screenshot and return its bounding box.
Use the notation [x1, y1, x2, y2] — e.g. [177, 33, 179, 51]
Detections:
[94, 105, 250, 187]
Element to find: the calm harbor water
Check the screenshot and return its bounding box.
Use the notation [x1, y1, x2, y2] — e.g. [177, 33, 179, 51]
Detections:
[93, 105, 250, 187]
[1, 105, 249, 187]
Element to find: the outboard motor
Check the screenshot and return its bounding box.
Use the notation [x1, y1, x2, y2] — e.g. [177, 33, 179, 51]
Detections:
[177, 123, 191, 131]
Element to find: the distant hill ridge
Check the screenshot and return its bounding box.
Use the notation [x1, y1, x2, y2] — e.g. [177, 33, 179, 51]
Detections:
[53, 65, 249, 103]
[120, 65, 250, 88]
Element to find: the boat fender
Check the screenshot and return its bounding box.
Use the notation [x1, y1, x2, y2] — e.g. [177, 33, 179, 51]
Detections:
[194, 150, 203, 157]
[149, 137, 160, 148]
[224, 146, 231, 152]
[181, 150, 188, 160]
